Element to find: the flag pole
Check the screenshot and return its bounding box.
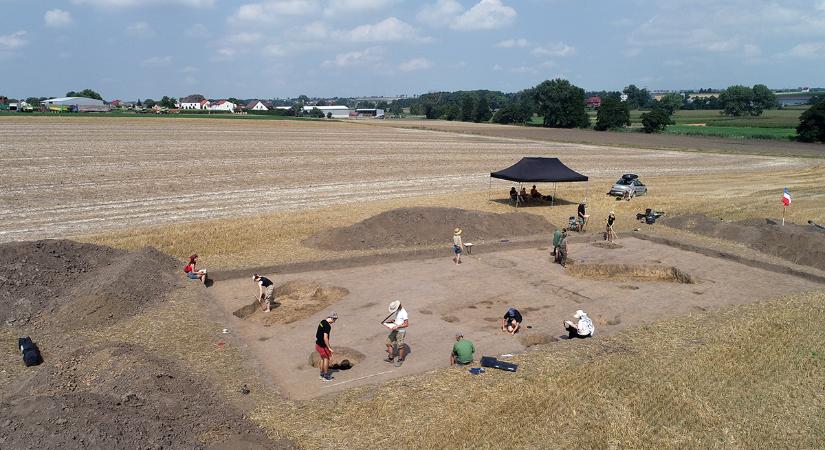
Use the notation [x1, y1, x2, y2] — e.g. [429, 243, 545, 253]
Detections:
[782, 205, 785, 226]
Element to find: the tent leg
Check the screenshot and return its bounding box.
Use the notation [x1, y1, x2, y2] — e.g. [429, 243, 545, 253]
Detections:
[488, 177, 491, 202]
[552, 183, 557, 207]
[585, 181, 589, 203]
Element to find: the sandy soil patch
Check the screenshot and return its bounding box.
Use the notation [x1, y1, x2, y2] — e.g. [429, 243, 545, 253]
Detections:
[233, 280, 349, 326]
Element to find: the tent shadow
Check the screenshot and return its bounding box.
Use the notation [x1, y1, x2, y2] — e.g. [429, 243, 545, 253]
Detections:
[490, 197, 578, 207]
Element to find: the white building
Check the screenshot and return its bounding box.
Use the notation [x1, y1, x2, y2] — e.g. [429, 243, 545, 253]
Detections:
[209, 100, 236, 113]
[302, 105, 352, 118]
[41, 97, 108, 112]
[180, 99, 209, 110]
[246, 100, 270, 111]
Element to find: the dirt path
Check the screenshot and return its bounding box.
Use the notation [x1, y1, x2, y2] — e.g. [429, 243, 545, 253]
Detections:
[207, 236, 821, 400]
[0, 117, 812, 242]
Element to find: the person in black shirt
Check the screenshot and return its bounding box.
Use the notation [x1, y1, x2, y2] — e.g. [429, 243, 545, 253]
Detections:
[315, 312, 338, 381]
[577, 202, 588, 232]
[252, 274, 275, 312]
[606, 211, 617, 242]
[500, 308, 523, 334]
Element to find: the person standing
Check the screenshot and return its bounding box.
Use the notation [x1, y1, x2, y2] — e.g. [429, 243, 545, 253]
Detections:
[450, 332, 475, 365]
[557, 229, 569, 267]
[452, 228, 465, 265]
[552, 228, 563, 257]
[252, 274, 275, 312]
[384, 300, 409, 367]
[563, 310, 594, 339]
[577, 202, 589, 232]
[315, 312, 338, 381]
[606, 211, 617, 242]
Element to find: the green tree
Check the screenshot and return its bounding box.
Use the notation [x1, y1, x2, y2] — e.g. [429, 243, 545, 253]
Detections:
[66, 89, 103, 100]
[375, 100, 388, 109]
[657, 93, 683, 114]
[623, 84, 652, 109]
[159, 96, 177, 108]
[144, 98, 156, 108]
[796, 97, 825, 143]
[533, 79, 589, 128]
[474, 96, 492, 122]
[492, 102, 533, 124]
[594, 94, 631, 131]
[308, 107, 325, 118]
[388, 102, 402, 115]
[443, 103, 460, 121]
[752, 84, 778, 111]
[357, 100, 376, 109]
[326, 112, 332, 119]
[459, 95, 475, 122]
[640, 107, 674, 133]
[719, 85, 760, 116]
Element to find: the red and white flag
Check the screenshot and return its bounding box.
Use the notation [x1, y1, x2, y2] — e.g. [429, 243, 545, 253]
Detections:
[782, 187, 792, 206]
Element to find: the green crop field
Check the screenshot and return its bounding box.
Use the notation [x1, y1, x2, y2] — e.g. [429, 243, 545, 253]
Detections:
[663, 125, 797, 140]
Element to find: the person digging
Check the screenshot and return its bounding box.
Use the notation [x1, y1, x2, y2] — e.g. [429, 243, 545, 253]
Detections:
[252, 274, 275, 312]
[315, 312, 338, 381]
[384, 300, 409, 367]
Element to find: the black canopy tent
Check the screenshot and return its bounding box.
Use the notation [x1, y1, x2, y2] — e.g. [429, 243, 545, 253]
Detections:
[490, 157, 589, 205]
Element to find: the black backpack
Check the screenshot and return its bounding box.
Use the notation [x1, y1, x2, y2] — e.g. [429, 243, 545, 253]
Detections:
[18, 336, 42, 367]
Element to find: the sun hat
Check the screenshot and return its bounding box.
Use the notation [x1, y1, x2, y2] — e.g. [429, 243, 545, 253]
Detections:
[388, 300, 401, 313]
[454, 228, 462, 235]
[456, 331, 463, 338]
[609, 211, 615, 215]
[574, 310, 586, 319]
[252, 274, 259, 280]
[328, 311, 338, 319]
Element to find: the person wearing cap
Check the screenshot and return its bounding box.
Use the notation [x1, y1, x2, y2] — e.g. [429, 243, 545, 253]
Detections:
[252, 274, 275, 312]
[450, 332, 475, 365]
[452, 228, 465, 265]
[552, 228, 565, 257]
[564, 310, 594, 339]
[384, 300, 409, 367]
[577, 202, 589, 232]
[316, 312, 338, 381]
[501, 307, 523, 334]
[183, 254, 208, 285]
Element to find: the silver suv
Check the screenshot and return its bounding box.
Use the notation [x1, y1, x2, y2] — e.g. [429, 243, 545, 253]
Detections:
[609, 174, 647, 197]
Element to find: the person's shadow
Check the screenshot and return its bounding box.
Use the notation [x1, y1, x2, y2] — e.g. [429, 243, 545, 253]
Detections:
[205, 279, 214, 288]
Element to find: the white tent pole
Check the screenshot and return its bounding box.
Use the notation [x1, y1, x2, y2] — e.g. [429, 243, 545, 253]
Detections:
[552, 182, 556, 207]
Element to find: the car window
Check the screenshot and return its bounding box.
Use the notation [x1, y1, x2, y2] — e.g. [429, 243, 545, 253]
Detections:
[616, 179, 632, 185]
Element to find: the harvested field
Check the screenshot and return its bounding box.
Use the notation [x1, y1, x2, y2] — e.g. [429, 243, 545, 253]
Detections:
[0, 117, 815, 244]
[306, 207, 552, 251]
[662, 214, 825, 271]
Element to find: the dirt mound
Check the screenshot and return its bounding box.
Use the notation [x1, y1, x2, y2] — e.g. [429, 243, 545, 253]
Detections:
[306, 207, 554, 251]
[566, 263, 694, 284]
[0, 342, 283, 449]
[0, 240, 181, 329]
[234, 280, 349, 325]
[308, 346, 365, 369]
[662, 215, 825, 271]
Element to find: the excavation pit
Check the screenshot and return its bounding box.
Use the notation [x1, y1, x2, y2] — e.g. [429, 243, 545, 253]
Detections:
[566, 264, 695, 284]
[232, 280, 349, 326]
[308, 347, 365, 369]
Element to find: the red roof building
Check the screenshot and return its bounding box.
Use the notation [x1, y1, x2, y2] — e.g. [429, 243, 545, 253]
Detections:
[586, 96, 602, 108]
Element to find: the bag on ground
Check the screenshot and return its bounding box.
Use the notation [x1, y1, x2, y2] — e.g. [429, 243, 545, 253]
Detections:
[18, 336, 42, 367]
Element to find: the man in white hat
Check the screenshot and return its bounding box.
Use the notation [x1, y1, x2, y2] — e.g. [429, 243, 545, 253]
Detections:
[563, 310, 594, 339]
[384, 300, 409, 367]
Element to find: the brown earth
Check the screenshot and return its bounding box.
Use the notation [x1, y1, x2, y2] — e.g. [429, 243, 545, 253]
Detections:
[305, 207, 553, 251]
[233, 280, 349, 326]
[0, 240, 181, 329]
[661, 214, 825, 271]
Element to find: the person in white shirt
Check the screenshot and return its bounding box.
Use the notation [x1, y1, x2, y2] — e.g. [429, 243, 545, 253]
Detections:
[452, 228, 465, 264]
[563, 310, 594, 339]
[384, 300, 409, 367]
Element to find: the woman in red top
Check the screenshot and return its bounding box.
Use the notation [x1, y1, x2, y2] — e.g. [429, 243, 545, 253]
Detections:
[184, 254, 208, 285]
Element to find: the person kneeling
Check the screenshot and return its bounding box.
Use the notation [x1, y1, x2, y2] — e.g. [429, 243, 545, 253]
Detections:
[563, 310, 594, 339]
[450, 332, 475, 365]
[501, 307, 523, 335]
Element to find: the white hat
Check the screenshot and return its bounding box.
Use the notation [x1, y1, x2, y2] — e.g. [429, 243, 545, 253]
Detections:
[574, 310, 586, 319]
[388, 300, 401, 313]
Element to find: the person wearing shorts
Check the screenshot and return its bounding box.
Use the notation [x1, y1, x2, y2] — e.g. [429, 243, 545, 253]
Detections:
[385, 300, 409, 367]
[501, 307, 523, 335]
[452, 228, 465, 265]
[183, 254, 207, 285]
[252, 274, 275, 312]
[315, 312, 338, 381]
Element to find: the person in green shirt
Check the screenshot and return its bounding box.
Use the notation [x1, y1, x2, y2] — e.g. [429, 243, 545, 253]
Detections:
[450, 332, 475, 365]
[552, 228, 563, 256]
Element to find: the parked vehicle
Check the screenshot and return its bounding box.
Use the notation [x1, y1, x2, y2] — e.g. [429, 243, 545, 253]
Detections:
[608, 174, 647, 197]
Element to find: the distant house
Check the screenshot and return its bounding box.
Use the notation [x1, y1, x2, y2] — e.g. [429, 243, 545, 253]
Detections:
[180, 95, 208, 110]
[354, 108, 385, 118]
[586, 96, 602, 108]
[302, 105, 352, 118]
[246, 100, 271, 111]
[209, 100, 236, 112]
[41, 97, 108, 112]
[110, 99, 122, 107]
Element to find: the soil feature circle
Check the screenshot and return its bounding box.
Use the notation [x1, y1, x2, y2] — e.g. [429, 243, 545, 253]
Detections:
[308, 346, 365, 369]
[233, 280, 349, 325]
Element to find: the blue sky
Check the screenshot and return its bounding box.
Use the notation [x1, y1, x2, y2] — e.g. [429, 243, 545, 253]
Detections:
[2, 0, 824, 100]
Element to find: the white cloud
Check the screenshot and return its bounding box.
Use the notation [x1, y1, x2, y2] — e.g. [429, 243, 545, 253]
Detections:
[72, 0, 214, 7]
[44, 9, 73, 28]
[0, 31, 28, 50]
[510, 65, 537, 74]
[140, 55, 172, 67]
[228, 32, 263, 44]
[532, 42, 575, 57]
[214, 47, 238, 61]
[416, 0, 463, 28]
[452, 0, 516, 31]
[743, 43, 761, 57]
[495, 38, 528, 48]
[321, 47, 383, 67]
[178, 66, 199, 74]
[324, 0, 397, 17]
[786, 42, 825, 58]
[344, 17, 427, 42]
[230, 0, 320, 24]
[301, 21, 329, 39]
[492, 64, 503, 71]
[398, 57, 432, 71]
[184, 24, 209, 38]
[263, 43, 288, 56]
[126, 21, 155, 37]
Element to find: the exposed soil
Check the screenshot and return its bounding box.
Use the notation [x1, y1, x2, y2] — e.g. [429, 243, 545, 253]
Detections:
[308, 346, 365, 369]
[662, 215, 825, 271]
[233, 280, 349, 326]
[566, 263, 695, 284]
[0, 240, 181, 329]
[306, 207, 553, 251]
